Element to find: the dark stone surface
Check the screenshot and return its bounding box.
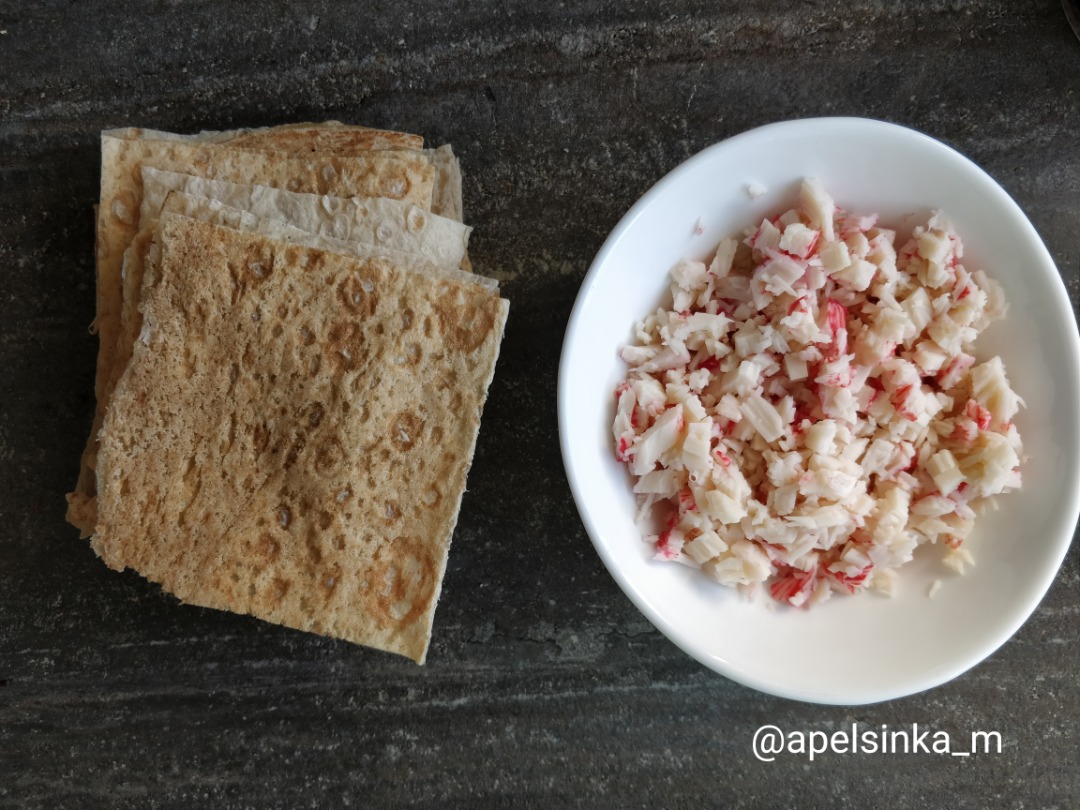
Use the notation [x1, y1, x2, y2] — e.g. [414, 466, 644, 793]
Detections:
[1, 1, 1078, 807]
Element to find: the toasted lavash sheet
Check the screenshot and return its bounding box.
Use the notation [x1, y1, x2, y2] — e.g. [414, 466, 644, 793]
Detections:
[222, 122, 425, 153]
[66, 134, 437, 535]
[108, 193, 494, 462]
[97, 134, 435, 297]
[93, 134, 435, 380]
[97, 132, 435, 380]
[156, 194, 495, 290]
[102, 195, 495, 524]
[93, 214, 509, 662]
[139, 167, 471, 270]
[103, 122, 425, 153]
[108, 126, 461, 222]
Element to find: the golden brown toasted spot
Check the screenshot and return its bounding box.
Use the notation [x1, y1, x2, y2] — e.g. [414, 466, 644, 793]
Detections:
[436, 370, 458, 392]
[284, 436, 305, 469]
[290, 245, 326, 274]
[313, 439, 345, 476]
[383, 499, 402, 524]
[246, 260, 270, 284]
[319, 563, 342, 599]
[325, 321, 365, 372]
[268, 576, 291, 602]
[406, 207, 426, 233]
[380, 173, 410, 199]
[338, 273, 379, 316]
[256, 532, 281, 564]
[435, 284, 500, 352]
[304, 528, 324, 565]
[402, 342, 422, 366]
[306, 402, 325, 429]
[369, 543, 435, 627]
[390, 411, 424, 452]
[252, 422, 271, 453]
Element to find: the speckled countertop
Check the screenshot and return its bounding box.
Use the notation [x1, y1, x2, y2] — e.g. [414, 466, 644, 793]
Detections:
[1, 2, 1078, 807]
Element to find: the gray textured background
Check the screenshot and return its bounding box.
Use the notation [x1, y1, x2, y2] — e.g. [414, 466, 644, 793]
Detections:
[1, 1, 1078, 807]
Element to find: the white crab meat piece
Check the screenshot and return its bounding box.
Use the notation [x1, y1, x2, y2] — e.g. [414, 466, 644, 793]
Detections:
[779, 222, 820, 259]
[701, 539, 772, 585]
[970, 356, 1022, 427]
[740, 392, 786, 443]
[804, 419, 837, 455]
[926, 448, 963, 496]
[784, 353, 808, 381]
[819, 239, 850, 275]
[631, 405, 684, 476]
[832, 257, 877, 291]
[799, 178, 836, 241]
[917, 229, 952, 266]
[912, 340, 949, 376]
[633, 469, 681, 498]
[671, 258, 709, 295]
[819, 385, 858, 424]
[722, 357, 768, 397]
[683, 530, 729, 565]
[768, 483, 799, 516]
[749, 218, 782, 254]
[960, 432, 1020, 496]
[733, 322, 774, 357]
[681, 419, 714, 476]
[709, 238, 738, 279]
[671, 312, 730, 342]
[699, 489, 747, 524]
[757, 252, 806, 296]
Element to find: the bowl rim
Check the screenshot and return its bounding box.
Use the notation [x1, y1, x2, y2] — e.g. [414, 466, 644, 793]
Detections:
[557, 115, 1080, 704]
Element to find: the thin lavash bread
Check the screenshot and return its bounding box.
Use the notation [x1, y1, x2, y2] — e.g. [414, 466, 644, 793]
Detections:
[138, 168, 472, 270]
[90, 176, 481, 533]
[65, 125, 438, 535]
[92, 214, 508, 662]
[109, 191, 496, 404]
[117, 125, 464, 223]
[140, 121, 427, 153]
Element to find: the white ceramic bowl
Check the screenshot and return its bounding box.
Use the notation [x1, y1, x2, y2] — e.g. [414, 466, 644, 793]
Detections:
[558, 117, 1080, 705]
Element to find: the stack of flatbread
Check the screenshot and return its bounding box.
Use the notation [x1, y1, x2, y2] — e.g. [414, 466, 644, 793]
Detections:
[66, 123, 509, 663]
